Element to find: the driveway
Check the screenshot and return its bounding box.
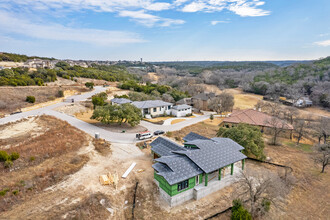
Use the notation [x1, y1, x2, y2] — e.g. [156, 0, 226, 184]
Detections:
[0, 86, 209, 143]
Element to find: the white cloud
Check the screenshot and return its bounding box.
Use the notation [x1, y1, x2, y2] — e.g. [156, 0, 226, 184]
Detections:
[0, 11, 144, 46]
[145, 2, 172, 11]
[211, 20, 229, 25]
[228, 0, 270, 17]
[314, 40, 330, 47]
[182, 2, 207, 12]
[119, 10, 185, 27]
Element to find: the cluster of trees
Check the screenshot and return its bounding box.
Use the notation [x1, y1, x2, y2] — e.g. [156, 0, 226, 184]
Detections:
[208, 92, 234, 114]
[119, 80, 188, 101]
[150, 57, 330, 109]
[0, 61, 136, 87]
[92, 92, 108, 109]
[0, 52, 53, 62]
[0, 67, 57, 86]
[218, 123, 266, 160]
[91, 103, 142, 127]
[55, 62, 135, 82]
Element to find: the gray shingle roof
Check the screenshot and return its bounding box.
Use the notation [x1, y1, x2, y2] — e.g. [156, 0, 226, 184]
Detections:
[183, 132, 210, 142]
[172, 104, 192, 110]
[152, 155, 203, 185]
[175, 140, 247, 173]
[150, 137, 186, 157]
[111, 98, 132, 104]
[152, 135, 247, 184]
[131, 100, 173, 109]
[211, 137, 245, 151]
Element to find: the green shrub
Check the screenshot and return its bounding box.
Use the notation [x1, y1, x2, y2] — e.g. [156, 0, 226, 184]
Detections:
[231, 199, 252, 220]
[12, 190, 19, 195]
[10, 152, 19, 161]
[4, 160, 13, 168]
[0, 150, 9, 162]
[262, 198, 271, 212]
[26, 96, 36, 103]
[58, 90, 64, 97]
[0, 188, 9, 196]
[210, 114, 214, 120]
[29, 156, 35, 161]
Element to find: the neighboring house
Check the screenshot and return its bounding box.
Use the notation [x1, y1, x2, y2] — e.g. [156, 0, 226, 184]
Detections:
[131, 100, 173, 117]
[176, 98, 193, 106]
[221, 109, 294, 137]
[191, 92, 216, 111]
[111, 98, 132, 105]
[151, 133, 247, 207]
[295, 97, 313, 107]
[171, 104, 192, 117]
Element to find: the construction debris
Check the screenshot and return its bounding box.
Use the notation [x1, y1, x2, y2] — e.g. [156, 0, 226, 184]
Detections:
[122, 162, 136, 179]
[99, 175, 110, 185]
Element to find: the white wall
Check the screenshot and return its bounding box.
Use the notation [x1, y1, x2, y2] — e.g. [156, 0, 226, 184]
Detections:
[172, 108, 192, 117]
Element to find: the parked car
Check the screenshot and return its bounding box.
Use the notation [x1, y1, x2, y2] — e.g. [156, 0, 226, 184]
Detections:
[136, 131, 153, 140]
[154, 130, 165, 135]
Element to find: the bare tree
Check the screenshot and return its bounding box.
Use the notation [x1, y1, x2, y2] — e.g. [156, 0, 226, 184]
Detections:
[266, 116, 291, 145]
[208, 92, 234, 114]
[236, 170, 290, 218]
[313, 117, 330, 144]
[283, 106, 299, 125]
[315, 143, 330, 173]
[294, 118, 310, 145]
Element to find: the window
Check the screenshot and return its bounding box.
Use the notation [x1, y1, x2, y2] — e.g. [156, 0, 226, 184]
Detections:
[153, 108, 157, 112]
[177, 179, 189, 191]
[168, 105, 171, 110]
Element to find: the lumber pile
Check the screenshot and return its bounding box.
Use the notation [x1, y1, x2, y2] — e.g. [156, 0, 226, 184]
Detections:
[99, 172, 119, 189]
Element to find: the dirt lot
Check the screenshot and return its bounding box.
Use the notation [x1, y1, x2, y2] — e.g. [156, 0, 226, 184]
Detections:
[0, 116, 90, 213]
[0, 85, 88, 114]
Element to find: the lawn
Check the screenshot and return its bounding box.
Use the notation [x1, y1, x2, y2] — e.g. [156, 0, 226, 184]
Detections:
[283, 141, 313, 152]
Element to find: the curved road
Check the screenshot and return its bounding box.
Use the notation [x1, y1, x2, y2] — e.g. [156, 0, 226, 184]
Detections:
[0, 86, 209, 143]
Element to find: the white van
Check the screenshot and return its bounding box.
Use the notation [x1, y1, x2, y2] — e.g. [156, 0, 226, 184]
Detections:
[136, 131, 153, 140]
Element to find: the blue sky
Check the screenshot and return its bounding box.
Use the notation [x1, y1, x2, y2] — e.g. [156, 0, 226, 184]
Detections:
[0, 0, 330, 61]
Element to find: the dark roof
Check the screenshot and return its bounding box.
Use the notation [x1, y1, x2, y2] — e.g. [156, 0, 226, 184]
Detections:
[111, 98, 132, 104]
[153, 155, 203, 185]
[152, 135, 246, 185]
[175, 140, 247, 173]
[211, 138, 245, 151]
[150, 137, 186, 157]
[192, 92, 215, 101]
[131, 100, 173, 109]
[183, 132, 210, 142]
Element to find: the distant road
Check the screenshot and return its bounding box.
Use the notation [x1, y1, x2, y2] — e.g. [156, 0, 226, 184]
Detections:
[0, 86, 208, 143]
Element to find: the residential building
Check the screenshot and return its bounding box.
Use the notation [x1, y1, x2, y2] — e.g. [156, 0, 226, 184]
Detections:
[111, 98, 132, 105]
[151, 133, 246, 207]
[131, 100, 173, 117]
[295, 97, 313, 107]
[171, 104, 192, 117]
[221, 109, 294, 137]
[191, 92, 216, 111]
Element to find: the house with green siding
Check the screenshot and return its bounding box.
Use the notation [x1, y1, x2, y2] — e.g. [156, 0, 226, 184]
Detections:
[151, 133, 247, 207]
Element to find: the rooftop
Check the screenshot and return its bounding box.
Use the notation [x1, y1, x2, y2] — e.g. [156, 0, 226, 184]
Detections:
[131, 100, 172, 109]
[111, 98, 132, 104]
[223, 109, 293, 130]
[152, 134, 246, 185]
[172, 104, 192, 110]
[192, 92, 216, 101]
[150, 136, 186, 157]
[183, 132, 210, 142]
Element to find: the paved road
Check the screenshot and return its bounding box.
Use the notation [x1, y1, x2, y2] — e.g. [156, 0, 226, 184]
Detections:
[0, 86, 210, 143]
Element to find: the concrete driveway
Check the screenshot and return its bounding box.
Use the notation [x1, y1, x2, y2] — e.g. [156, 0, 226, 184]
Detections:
[0, 86, 209, 143]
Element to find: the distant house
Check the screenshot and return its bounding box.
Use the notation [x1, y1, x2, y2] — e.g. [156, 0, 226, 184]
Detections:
[111, 98, 132, 105]
[131, 100, 173, 117]
[176, 98, 193, 106]
[191, 92, 216, 111]
[221, 109, 293, 137]
[151, 133, 246, 207]
[295, 97, 313, 107]
[171, 104, 192, 117]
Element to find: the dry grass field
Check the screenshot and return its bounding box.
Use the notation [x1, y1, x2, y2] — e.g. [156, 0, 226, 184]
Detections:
[0, 85, 88, 114]
[0, 116, 90, 212]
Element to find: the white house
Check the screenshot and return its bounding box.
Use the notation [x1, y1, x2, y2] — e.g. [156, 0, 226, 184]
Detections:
[171, 104, 192, 117]
[131, 100, 173, 117]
